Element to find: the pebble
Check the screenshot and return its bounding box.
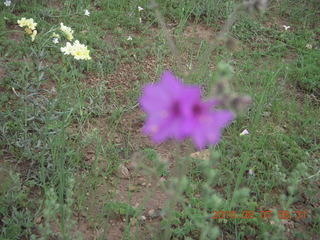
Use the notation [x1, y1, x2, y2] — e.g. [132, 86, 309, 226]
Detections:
[128, 185, 139, 192]
[116, 164, 130, 179]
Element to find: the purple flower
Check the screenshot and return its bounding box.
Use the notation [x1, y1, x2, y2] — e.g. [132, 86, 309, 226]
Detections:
[139, 71, 197, 142]
[185, 100, 234, 149]
[139, 71, 234, 149]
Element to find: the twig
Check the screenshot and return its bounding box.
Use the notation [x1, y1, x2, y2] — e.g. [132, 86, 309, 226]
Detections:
[299, 168, 320, 182]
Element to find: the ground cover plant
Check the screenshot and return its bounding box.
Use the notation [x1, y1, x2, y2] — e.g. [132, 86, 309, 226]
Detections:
[0, 0, 319, 239]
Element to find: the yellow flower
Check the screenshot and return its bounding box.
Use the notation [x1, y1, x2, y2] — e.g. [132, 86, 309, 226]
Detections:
[52, 32, 60, 38]
[71, 40, 91, 60]
[25, 27, 33, 35]
[60, 42, 73, 55]
[60, 41, 91, 60]
[18, 17, 28, 27]
[17, 17, 37, 30]
[31, 30, 37, 42]
[60, 22, 74, 41]
[23, 27, 37, 41]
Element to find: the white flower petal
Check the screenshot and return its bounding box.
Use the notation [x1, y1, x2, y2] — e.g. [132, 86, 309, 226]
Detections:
[240, 129, 249, 136]
[4, 0, 11, 6]
[283, 25, 290, 30]
[306, 44, 312, 49]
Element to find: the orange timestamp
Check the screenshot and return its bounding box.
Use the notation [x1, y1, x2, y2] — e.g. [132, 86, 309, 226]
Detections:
[211, 210, 308, 220]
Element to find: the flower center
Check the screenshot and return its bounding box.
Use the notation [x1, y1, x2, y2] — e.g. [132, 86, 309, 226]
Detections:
[192, 103, 202, 116]
[171, 101, 181, 116]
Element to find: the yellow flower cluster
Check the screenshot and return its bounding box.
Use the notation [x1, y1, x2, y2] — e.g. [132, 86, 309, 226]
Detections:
[61, 40, 91, 60]
[16, 17, 91, 60]
[60, 22, 74, 41]
[17, 17, 37, 42]
[17, 17, 37, 30]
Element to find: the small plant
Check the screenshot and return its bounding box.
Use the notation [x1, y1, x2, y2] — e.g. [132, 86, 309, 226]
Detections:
[289, 50, 320, 97]
[103, 202, 137, 218]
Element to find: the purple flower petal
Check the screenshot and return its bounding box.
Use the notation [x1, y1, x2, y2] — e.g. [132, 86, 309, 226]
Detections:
[139, 70, 234, 148]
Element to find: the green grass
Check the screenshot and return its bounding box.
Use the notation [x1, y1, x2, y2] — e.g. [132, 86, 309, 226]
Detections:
[1, 0, 319, 239]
